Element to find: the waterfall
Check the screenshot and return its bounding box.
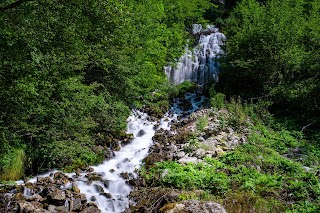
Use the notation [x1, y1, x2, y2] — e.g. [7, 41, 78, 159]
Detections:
[14, 24, 225, 213]
[165, 24, 226, 85]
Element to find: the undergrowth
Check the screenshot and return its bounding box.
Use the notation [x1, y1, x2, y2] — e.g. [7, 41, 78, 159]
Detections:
[140, 92, 320, 212]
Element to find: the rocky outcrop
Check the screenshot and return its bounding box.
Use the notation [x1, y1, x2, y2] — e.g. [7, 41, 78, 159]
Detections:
[128, 187, 226, 213]
[145, 108, 250, 168]
[0, 172, 100, 213]
[161, 200, 226, 213]
[130, 105, 252, 212]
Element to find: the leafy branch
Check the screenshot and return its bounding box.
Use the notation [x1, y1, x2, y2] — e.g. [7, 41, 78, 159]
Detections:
[0, 0, 34, 12]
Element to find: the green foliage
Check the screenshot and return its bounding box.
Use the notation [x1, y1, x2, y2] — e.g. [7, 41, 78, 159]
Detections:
[0, 0, 214, 178]
[0, 147, 26, 181]
[144, 161, 230, 194]
[210, 93, 226, 109]
[196, 116, 209, 131]
[218, 0, 320, 124]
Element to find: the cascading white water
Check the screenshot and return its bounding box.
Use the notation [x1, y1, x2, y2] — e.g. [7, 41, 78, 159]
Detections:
[23, 92, 207, 213]
[165, 24, 226, 85]
[18, 24, 224, 213]
[27, 110, 156, 213]
[77, 110, 156, 213]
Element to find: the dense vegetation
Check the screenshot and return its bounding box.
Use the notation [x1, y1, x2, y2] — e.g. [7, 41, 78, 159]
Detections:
[1, 0, 320, 211]
[0, 0, 213, 180]
[218, 0, 320, 128]
[138, 0, 320, 212]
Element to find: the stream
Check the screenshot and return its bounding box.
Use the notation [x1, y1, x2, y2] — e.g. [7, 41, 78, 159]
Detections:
[18, 24, 225, 213]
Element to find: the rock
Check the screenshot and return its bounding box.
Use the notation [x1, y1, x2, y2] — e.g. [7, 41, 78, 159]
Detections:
[215, 134, 224, 141]
[161, 169, 170, 178]
[137, 129, 146, 137]
[94, 184, 104, 193]
[85, 172, 102, 181]
[215, 148, 225, 157]
[80, 203, 101, 213]
[164, 144, 178, 153]
[90, 196, 97, 202]
[240, 137, 246, 144]
[120, 172, 134, 180]
[53, 172, 69, 183]
[195, 149, 206, 159]
[162, 200, 226, 213]
[102, 180, 109, 188]
[87, 167, 94, 173]
[70, 198, 83, 211]
[26, 194, 42, 202]
[127, 177, 143, 187]
[161, 203, 185, 213]
[198, 137, 205, 142]
[74, 193, 87, 203]
[205, 150, 215, 157]
[178, 156, 202, 164]
[14, 192, 26, 201]
[176, 151, 186, 158]
[18, 201, 44, 212]
[71, 183, 81, 193]
[48, 190, 66, 206]
[226, 127, 234, 134]
[100, 192, 112, 198]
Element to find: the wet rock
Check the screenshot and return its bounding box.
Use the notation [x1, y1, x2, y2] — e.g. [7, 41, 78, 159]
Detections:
[94, 184, 104, 193]
[120, 172, 134, 180]
[14, 192, 26, 201]
[18, 201, 44, 212]
[87, 167, 94, 173]
[74, 193, 87, 203]
[71, 183, 81, 193]
[71, 197, 83, 211]
[137, 129, 146, 137]
[48, 190, 66, 206]
[53, 172, 69, 183]
[26, 194, 43, 202]
[100, 192, 112, 198]
[85, 172, 102, 181]
[102, 180, 109, 188]
[79, 203, 101, 213]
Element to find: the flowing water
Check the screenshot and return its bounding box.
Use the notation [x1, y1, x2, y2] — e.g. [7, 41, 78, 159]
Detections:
[19, 24, 225, 213]
[165, 24, 226, 85]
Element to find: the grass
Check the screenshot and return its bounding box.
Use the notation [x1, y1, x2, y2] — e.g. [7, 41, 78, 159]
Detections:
[0, 148, 26, 181]
[196, 115, 209, 131]
[140, 94, 320, 212]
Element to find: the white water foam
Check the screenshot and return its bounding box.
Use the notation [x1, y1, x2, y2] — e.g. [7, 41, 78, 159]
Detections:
[165, 24, 226, 85]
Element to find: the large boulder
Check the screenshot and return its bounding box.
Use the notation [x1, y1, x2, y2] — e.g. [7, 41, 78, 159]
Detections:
[47, 190, 66, 206]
